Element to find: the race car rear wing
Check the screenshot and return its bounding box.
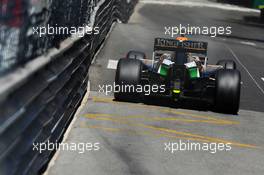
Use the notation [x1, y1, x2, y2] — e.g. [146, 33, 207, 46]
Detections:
[154, 38, 208, 54]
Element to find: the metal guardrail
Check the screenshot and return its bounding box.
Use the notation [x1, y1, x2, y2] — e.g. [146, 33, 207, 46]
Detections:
[0, 0, 137, 174]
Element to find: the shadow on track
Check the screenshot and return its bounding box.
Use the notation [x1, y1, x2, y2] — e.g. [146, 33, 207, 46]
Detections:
[115, 96, 218, 113]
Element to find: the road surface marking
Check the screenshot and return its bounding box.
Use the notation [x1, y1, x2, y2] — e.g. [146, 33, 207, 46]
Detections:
[226, 45, 264, 95]
[240, 41, 256, 46]
[141, 0, 259, 13]
[107, 59, 118, 69]
[85, 113, 237, 125]
[160, 109, 238, 124]
[80, 123, 211, 143]
[127, 116, 237, 125]
[91, 96, 238, 123]
[261, 77, 264, 82]
[83, 114, 258, 149]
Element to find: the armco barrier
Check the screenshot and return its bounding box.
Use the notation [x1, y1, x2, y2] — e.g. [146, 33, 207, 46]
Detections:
[0, 0, 137, 174]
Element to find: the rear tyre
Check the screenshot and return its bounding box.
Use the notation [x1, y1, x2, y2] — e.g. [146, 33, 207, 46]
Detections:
[215, 69, 241, 114]
[127, 50, 146, 60]
[114, 58, 142, 101]
[217, 60, 236, 69]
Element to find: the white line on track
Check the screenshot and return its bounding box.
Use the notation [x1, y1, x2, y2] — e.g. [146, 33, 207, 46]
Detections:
[240, 41, 256, 46]
[225, 45, 264, 95]
[140, 0, 260, 13]
[107, 59, 118, 70]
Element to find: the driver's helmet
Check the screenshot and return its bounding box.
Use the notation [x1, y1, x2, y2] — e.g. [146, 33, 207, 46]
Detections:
[160, 53, 172, 61]
[192, 56, 200, 62]
[176, 34, 188, 42]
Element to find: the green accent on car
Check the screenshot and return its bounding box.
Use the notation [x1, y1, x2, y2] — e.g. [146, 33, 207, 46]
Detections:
[159, 64, 200, 79]
[188, 67, 200, 79]
[159, 64, 169, 76]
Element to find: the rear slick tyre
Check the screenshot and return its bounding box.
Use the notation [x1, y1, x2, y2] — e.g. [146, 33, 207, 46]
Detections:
[114, 58, 142, 102]
[215, 69, 241, 114]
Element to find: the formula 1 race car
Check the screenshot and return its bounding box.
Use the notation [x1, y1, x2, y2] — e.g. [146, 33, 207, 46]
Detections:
[114, 37, 241, 114]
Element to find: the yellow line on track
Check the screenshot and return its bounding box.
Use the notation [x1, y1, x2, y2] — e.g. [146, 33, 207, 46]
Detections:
[114, 115, 236, 125]
[80, 123, 212, 143]
[83, 114, 258, 149]
[91, 97, 239, 125]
